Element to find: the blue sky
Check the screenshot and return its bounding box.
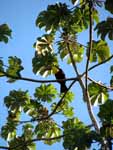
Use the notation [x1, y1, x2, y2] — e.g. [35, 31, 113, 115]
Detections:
[0, 0, 113, 149]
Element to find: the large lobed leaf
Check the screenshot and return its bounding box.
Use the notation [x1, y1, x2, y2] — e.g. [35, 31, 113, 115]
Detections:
[34, 84, 57, 103]
[0, 24, 12, 43]
[87, 40, 110, 63]
[58, 36, 84, 64]
[63, 118, 99, 150]
[110, 65, 113, 86]
[35, 119, 61, 145]
[0, 59, 5, 76]
[98, 99, 113, 138]
[105, 0, 113, 14]
[98, 99, 113, 123]
[32, 51, 58, 77]
[6, 56, 24, 82]
[36, 3, 71, 32]
[51, 91, 75, 118]
[4, 90, 30, 111]
[34, 34, 54, 55]
[88, 82, 109, 106]
[95, 17, 113, 40]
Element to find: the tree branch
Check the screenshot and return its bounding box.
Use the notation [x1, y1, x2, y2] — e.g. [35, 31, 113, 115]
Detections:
[84, 0, 100, 133]
[1, 53, 113, 85]
[66, 43, 80, 76]
[1, 70, 79, 83]
[88, 54, 113, 72]
[0, 146, 8, 150]
[47, 79, 77, 118]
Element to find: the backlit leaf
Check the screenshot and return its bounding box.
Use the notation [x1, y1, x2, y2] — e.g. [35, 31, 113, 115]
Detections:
[88, 82, 109, 106]
[6, 56, 24, 82]
[34, 84, 57, 103]
[35, 119, 61, 145]
[32, 51, 58, 76]
[87, 40, 110, 63]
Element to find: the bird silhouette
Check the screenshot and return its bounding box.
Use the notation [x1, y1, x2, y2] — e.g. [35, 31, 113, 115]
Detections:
[55, 68, 68, 93]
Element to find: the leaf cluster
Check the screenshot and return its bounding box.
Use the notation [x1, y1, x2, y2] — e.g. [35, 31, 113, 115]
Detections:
[0, 24, 12, 43]
[63, 118, 100, 150]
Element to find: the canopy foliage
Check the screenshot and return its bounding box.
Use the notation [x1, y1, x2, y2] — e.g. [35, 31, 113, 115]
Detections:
[0, 0, 113, 149]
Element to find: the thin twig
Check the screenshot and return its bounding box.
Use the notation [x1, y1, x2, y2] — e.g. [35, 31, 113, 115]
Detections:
[88, 54, 113, 72]
[88, 76, 113, 91]
[47, 79, 77, 118]
[8, 135, 65, 150]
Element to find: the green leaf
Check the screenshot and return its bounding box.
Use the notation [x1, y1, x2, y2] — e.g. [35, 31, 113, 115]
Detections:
[51, 92, 74, 118]
[35, 33, 54, 55]
[63, 107, 74, 118]
[4, 90, 30, 111]
[0, 24, 12, 43]
[27, 143, 36, 150]
[110, 76, 113, 86]
[98, 99, 113, 123]
[87, 40, 110, 63]
[35, 119, 61, 145]
[1, 121, 17, 140]
[63, 118, 98, 150]
[6, 56, 24, 82]
[58, 38, 84, 63]
[71, 6, 99, 32]
[105, 0, 113, 14]
[9, 136, 36, 150]
[0, 59, 5, 76]
[70, 0, 78, 5]
[23, 99, 49, 119]
[34, 84, 57, 103]
[63, 91, 75, 103]
[110, 65, 113, 73]
[95, 17, 113, 40]
[36, 3, 71, 32]
[32, 51, 58, 77]
[22, 124, 34, 140]
[88, 82, 109, 106]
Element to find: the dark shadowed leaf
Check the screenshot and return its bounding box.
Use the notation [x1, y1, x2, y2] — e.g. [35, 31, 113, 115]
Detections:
[35, 119, 61, 145]
[0, 24, 12, 43]
[6, 56, 24, 82]
[36, 3, 71, 32]
[63, 118, 99, 150]
[98, 99, 113, 123]
[95, 18, 113, 40]
[0, 59, 5, 76]
[105, 0, 113, 14]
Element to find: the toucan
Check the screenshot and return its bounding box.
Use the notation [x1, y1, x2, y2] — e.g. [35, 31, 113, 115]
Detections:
[55, 68, 68, 93]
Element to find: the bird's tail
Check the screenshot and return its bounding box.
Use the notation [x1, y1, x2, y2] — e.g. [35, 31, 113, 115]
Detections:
[60, 82, 68, 93]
